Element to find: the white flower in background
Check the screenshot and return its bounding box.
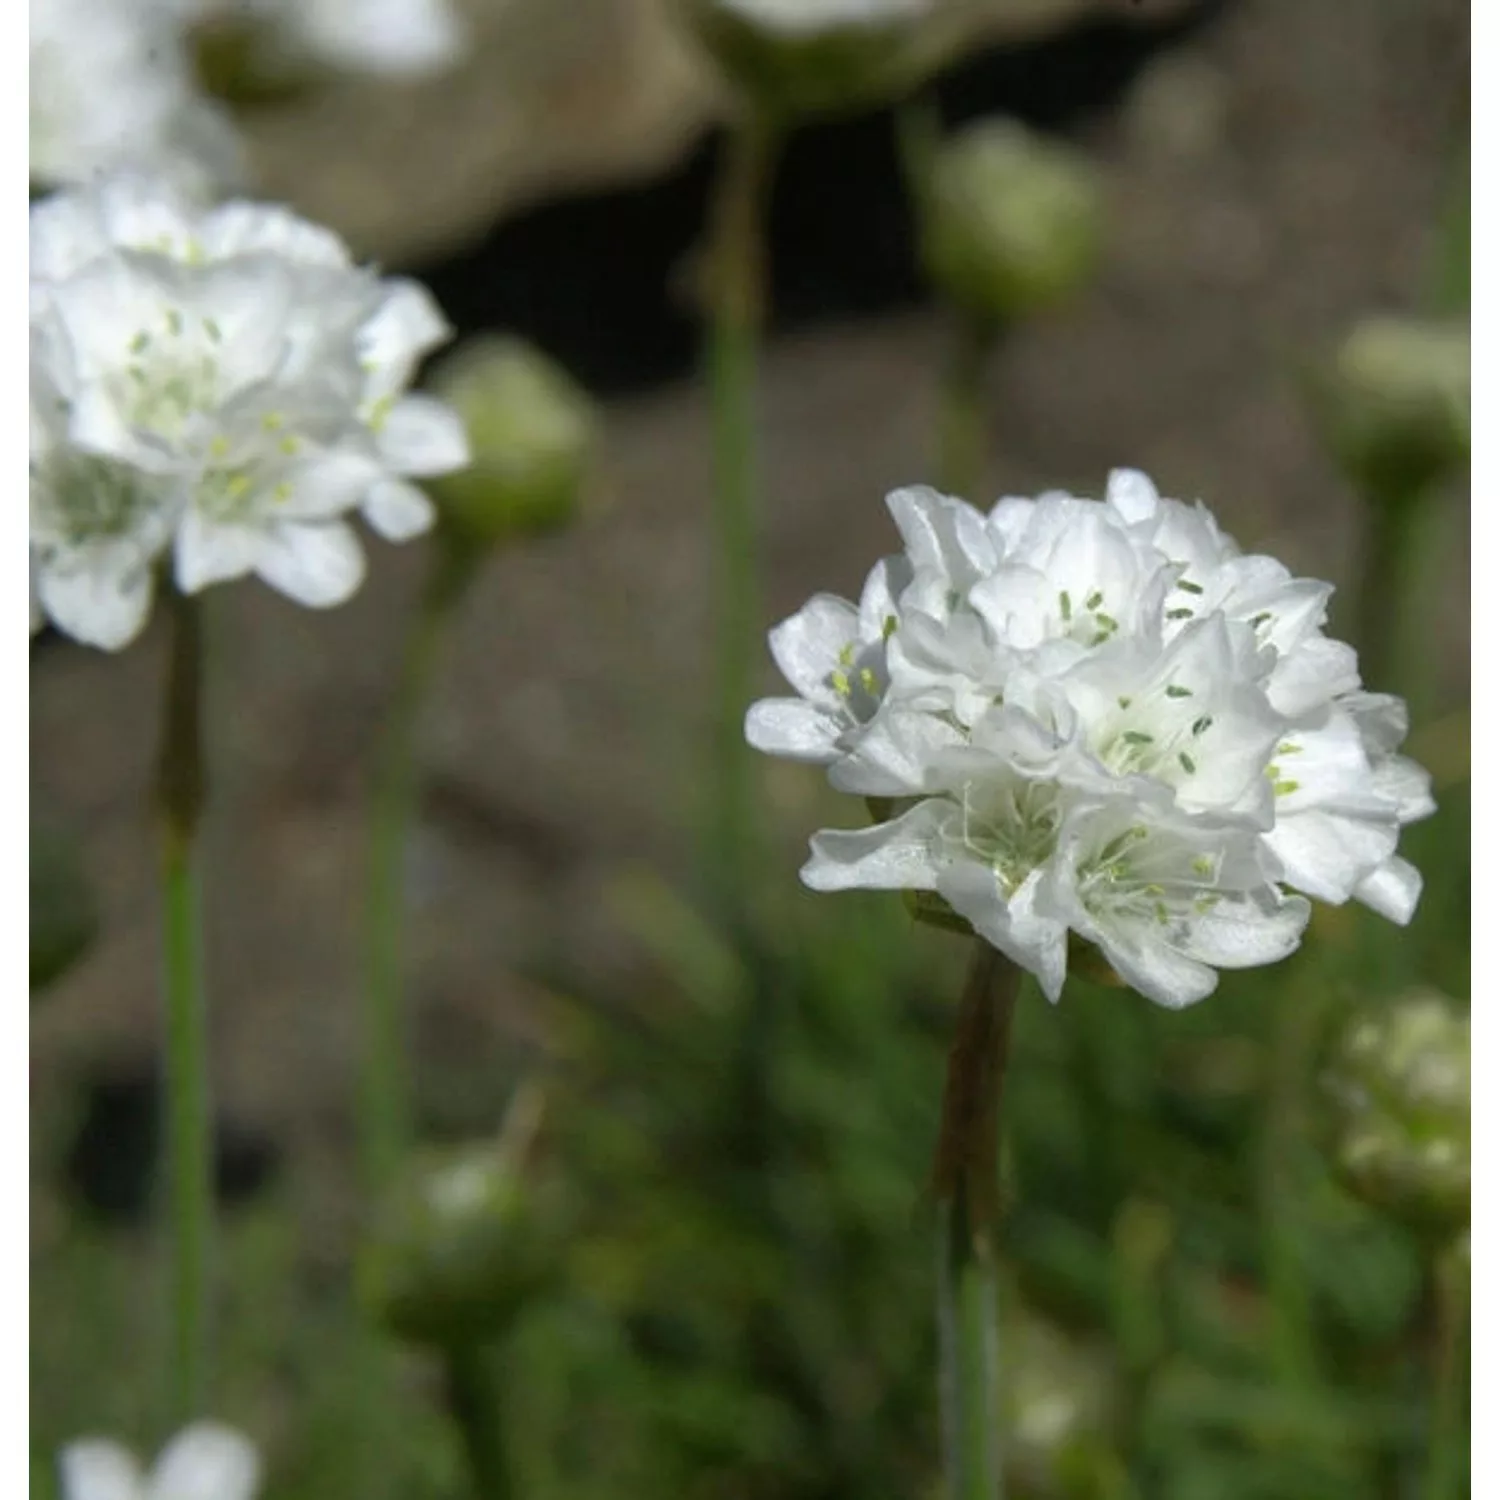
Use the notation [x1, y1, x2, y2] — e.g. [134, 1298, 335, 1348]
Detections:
[30, 174, 470, 649]
[29, 0, 244, 196]
[166, 0, 467, 78]
[59, 1422, 260, 1500]
[710, 0, 934, 32]
[747, 469, 1434, 1009]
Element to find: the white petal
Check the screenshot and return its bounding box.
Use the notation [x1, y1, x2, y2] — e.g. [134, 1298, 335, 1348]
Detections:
[358, 280, 452, 399]
[58, 1439, 143, 1500]
[254, 521, 365, 608]
[39, 554, 155, 650]
[1090, 924, 1220, 1009]
[744, 698, 841, 762]
[175, 510, 263, 593]
[1353, 857, 1422, 925]
[276, 451, 385, 520]
[938, 864, 1069, 1000]
[1264, 809, 1397, 905]
[885, 485, 993, 584]
[363, 478, 436, 541]
[149, 1422, 259, 1500]
[376, 395, 470, 477]
[800, 802, 949, 892]
[767, 594, 860, 705]
[1104, 468, 1161, 524]
[1267, 638, 1361, 718]
[201, 202, 351, 267]
[1184, 891, 1310, 969]
[827, 708, 964, 796]
[1372, 756, 1437, 825]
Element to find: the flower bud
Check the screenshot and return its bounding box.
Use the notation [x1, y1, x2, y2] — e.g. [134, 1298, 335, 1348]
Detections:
[920, 119, 1104, 325]
[359, 1090, 557, 1347]
[425, 337, 597, 553]
[1308, 317, 1470, 501]
[678, 0, 944, 121]
[31, 817, 99, 995]
[1322, 990, 1469, 1236]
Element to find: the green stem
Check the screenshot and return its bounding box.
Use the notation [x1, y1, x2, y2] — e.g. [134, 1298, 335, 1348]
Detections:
[1356, 486, 1435, 727]
[704, 112, 779, 914]
[936, 312, 998, 499]
[1421, 1239, 1469, 1500]
[934, 942, 1023, 1500]
[361, 542, 477, 1201]
[156, 590, 211, 1422]
[445, 1342, 512, 1500]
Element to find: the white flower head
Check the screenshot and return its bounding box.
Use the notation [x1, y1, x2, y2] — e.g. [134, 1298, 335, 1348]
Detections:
[30, 174, 470, 649]
[29, 0, 245, 196]
[168, 0, 467, 79]
[709, 0, 934, 34]
[60, 1422, 260, 1500]
[747, 469, 1434, 1008]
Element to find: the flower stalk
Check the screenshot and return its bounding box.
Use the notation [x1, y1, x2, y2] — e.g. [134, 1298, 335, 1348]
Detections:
[155, 587, 212, 1423]
[933, 941, 1024, 1500]
[704, 110, 780, 913]
[361, 540, 478, 1200]
[1422, 1235, 1469, 1500]
[444, 1342, 513, 1500]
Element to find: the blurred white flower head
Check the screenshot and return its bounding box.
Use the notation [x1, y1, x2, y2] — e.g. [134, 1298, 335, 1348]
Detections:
[171, 0, 468, 79]
[30, 174, 469, 650]
[60, 1421, 260, 1500]
[746, 470, 1435, 1008]
[710, 0, 934, 34]
[29, 0, 244, 195]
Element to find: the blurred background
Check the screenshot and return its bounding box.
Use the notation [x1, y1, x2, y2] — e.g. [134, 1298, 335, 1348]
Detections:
[31, 0, 1470, 1495]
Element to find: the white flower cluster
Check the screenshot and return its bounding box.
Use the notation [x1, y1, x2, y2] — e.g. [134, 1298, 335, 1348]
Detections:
[162, 0, 468, 78]
[61, 1422, 259, 1500]
[30, 0, 243, 195]
[711, 0, 934, 33]
[746, 472, 1434, 1008]
[30, 174, 470, 650]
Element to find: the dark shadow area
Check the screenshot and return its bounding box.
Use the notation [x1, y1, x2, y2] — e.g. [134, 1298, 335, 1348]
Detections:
[414, 1, 1231, 394]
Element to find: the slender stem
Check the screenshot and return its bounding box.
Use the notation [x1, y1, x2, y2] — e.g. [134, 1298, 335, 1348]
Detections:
[1422, 1238, 1469, 1500]
[1356, 486, 1434, 726]
[156, 590, 211, 1422]
[704, 112, 779, 914]
[935, 313, 998, 500]
[444, 1342, 512, 1500]
[361, 542, 476, 1201]
[933, 942, 1024, 1500]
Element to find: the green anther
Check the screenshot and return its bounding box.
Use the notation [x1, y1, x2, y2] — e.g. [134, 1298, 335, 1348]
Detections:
[1266, 764, 1280, 781]
[1122, 730, 1154, 746]
[1191, 716, 1213, 736]
[1192, 855, 1214, 877]
[128, 366, 148, 385]
[128, 331, 150, 355]
[208, 435, 231, 459]
[837, 642, 855, 667]
[1085, 589, 1104, 609]
[882, 614, 898, 639]
[165, 308, 184, 337]
[1178, 752, 1197, 774]
[1165, 684, 1192, 698]
[1250, 611, 1272, 628]
[1117, 696, 1133, 710]
[1277, 741, 1302, 755]
[203, 317, 222, 343]
[831, 669, 852, 697]
[1177, 579, 1204, 595]
[1193, 893, 1220, 913]
[261, 412, 285, 431]
[1091, 630, 1112, 646]
[1154, 901, 1171, 926]
[1166, 607, 1194, 621]
[279, 436, 300, 455]
[1273, 779, 1300, 797]
[1143, 883, 1166, 897]
[272, 481, 293, 503]
[1059, 590, 1073, 622]
[1094, 612, 1119, 632]
[859, 667, 878, 694]
[226, 474, 252, 500]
